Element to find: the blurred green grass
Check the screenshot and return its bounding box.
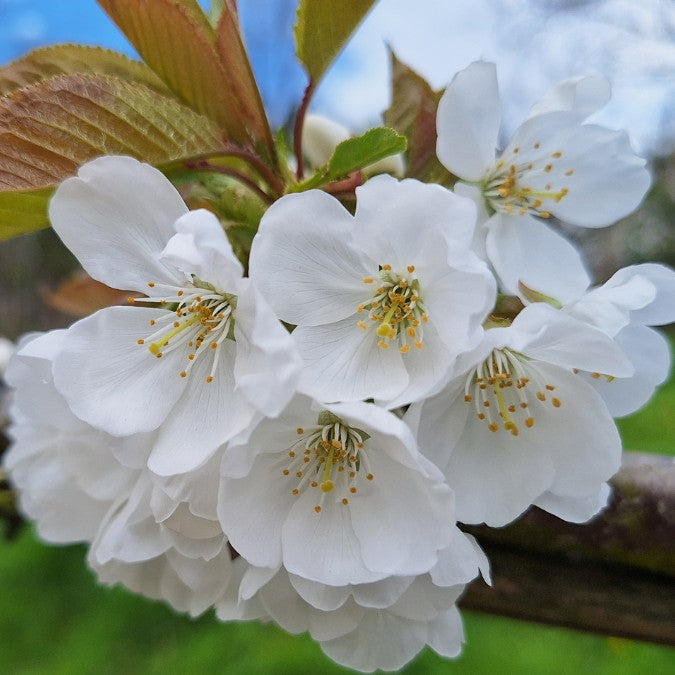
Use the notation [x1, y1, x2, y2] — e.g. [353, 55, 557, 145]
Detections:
[1, 360, 673, 673]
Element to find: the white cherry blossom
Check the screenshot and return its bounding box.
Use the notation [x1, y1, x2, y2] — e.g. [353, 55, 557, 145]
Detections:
[4, 330, 138, 542]
[249, 174, 495, 406]
[3, 329, 236, 617]
[437, 62, 650, 294]
[216, 529, 489, 673]
[561, 263, 675, 417]
[407, 303, 634, 526]
[48, 156, 301, 476]
[218, 395, 456, 585]
[437, 61, 650, 228]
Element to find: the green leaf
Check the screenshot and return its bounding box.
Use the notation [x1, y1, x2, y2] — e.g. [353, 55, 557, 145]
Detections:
[384, 52, 454, 184]
[294, 0, 377, 83]
[294, 127, 407, 191]
[97, 0, 274, 157]
[0, 45, 168, 98]
[0, 188, 52, 240]
[0, 72, 225, 238]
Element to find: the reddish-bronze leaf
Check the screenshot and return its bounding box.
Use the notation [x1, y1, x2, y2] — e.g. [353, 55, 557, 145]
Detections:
[0, 72, 224, 238]
[44, 271, 139, 317]
[97, 0, 271, 154]
[384, 52, 454, 184]
[0, 72, 223, 191]
[0, 45, 168, 98]
[215, 7, 275, 161]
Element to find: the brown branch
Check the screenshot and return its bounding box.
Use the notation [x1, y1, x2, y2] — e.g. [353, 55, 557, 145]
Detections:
[460, 451, 675, 645]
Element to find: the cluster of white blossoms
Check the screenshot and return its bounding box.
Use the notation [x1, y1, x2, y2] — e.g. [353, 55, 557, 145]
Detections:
[4, 61, 674, 672]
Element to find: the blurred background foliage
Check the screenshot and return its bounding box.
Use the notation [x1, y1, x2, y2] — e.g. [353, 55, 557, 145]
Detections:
[0, 0, 673, 673]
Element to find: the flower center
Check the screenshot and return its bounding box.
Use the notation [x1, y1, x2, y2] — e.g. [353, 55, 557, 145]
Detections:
[464, 348, 561, 436]
[281, 411, 374, 513]
[130, 277, 236, 383]
[357, 264, 428, 353]
[482, 144, 573, 218]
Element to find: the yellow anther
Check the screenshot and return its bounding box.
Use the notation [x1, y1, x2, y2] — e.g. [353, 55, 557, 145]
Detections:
[210, 342, 218, 349]
[366, 473, 374, 481]
[565, 169, 575, 176]
[536, 391, 546, 401]
[282, 469, 290, 476]
[414, 340, 424, 350]
[350, 487, 357, 494]
[382, 264, 392, 271]
[378, 340, 389, 350]
[137, 339, 145, 345]
[399, 344, 410, 353]
[464, 395, 472, 402]
[128, 297, 136, 304]
[525, 417, 535, 428]
[296, 427, 304, 435]
[180, 371, 187, 378]
[206, 375, 213, 383]
[342, 498, 349, 505]
[546, 384, 555, 391]
[545, 164, 553, 172]
[407, 265, 415, 273]
[552, 398, 561, 408]
[292, 488, 299, 495]
[363, 277, 374, 284]
[148, 282, 155, 288]
[488, 422, 499, 432]
[552, 151, 562, 158]
[314, 505, 322, 513]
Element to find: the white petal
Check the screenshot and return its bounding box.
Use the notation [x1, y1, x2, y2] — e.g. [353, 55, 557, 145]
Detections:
[249, 189, 372, 325]
[564, 274, 655, 336]
[282, 489, 384, 586]
[545, 125, 650, 227]
[288, 574, 350, 611]
[48, 156, 187, 291]
[159, 209, 243, 290]
[436, 61, 500, 181]
[527, 75, 611, 121]
[52, 306, 187, 435]
[422, 254, 495, 355]
[308, 599, 367, 642]
[294, 318, 408, 403]
[531, 364, 622, 499]
[605, 263, 675, 326]
[379, 322, 452, 408]
[349, 451, 454, 577]
[486, 214, 591, 302]
[257, 571, 311, 635]
[406, 378, 471, 473]
[453, 182, 491, 258]
[148, 341, 253, 476]
[587, 324, 671, 418]
[430, 528, 487, 587]
[511, 304, 633, 377]
[535, 484, 611, 523]
[321, 612, 427, 673]
[444, 407, 556, 526]
[354, 175, 477, 263]
[233, 282, 301, 417]
[218, 454, 295, 569]
[427, 606, 465, 659]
